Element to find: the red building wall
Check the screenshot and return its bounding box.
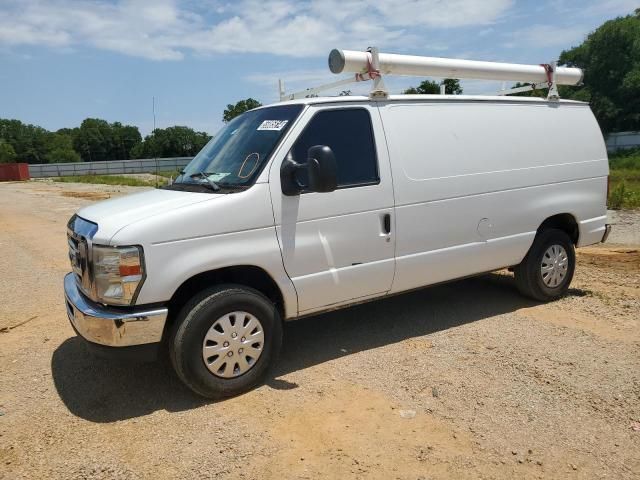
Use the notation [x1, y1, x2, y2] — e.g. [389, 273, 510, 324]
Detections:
[0, 163, 30, 181]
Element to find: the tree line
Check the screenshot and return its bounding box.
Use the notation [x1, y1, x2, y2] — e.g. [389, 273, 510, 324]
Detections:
[0, 96, 266, 164]
[0, 118, 212, 164]
[0, 97, 265, 164]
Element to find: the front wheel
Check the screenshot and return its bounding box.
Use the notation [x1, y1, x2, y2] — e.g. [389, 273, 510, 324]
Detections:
[170, 285, 282, 399]
[514, 228, 576, 302]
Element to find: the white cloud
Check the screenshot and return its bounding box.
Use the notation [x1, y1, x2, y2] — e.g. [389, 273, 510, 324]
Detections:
[505, 24, 588, 48]
[374, 0, 513, 28]
[551, 0, 638, 17]
[0, 0, 189, 60]
[0, 0, 514, 60]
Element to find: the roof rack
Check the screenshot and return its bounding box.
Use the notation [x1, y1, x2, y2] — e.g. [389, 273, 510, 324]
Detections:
[279, 47, 583, 102]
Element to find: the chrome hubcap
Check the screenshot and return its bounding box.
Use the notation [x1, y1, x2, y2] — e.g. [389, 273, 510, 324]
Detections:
[202, 311, 264, 378]
[540, 244, 569, 288]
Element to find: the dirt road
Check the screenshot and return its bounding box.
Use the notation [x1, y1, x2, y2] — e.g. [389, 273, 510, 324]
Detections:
[1, 181, 639, 479]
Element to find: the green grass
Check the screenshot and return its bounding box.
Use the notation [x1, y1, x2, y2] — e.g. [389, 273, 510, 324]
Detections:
[53, 174, 166, 187]
[609, 148, 640, 170]
[608, 170, 640, 209]
[156, 169, 183, 179]
[608, 148, 640, 209]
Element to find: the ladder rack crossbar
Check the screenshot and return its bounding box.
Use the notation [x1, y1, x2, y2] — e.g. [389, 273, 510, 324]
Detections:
[497, 83, 550, 96]
[279, 74, 373, 102]
[278, 47, 583, 102]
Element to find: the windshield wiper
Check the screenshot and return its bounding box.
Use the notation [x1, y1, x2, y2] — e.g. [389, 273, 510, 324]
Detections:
[190, 171, 220, 192]
[218, 184, 250, 190]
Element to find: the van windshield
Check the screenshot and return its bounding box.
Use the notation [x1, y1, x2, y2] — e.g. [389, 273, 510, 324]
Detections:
[173, 104, 302, 191]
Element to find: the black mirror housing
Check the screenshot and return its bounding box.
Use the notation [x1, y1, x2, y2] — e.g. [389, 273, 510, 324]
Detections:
[280, 153, 305, 196]
[307, 145, 337, 193]
[280, 145, 337, 196]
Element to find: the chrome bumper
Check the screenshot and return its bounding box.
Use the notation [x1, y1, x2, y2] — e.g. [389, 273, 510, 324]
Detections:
[64, 273, 168, 347]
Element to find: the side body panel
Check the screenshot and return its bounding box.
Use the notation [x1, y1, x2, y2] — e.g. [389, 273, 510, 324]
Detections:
[378, 100, 608, 294]
[90, 98, 608, 322]
[268, 103, 396, 315]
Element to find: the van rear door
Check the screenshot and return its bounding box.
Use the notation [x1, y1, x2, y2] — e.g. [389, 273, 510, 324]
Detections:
[269, 104, 395, 315]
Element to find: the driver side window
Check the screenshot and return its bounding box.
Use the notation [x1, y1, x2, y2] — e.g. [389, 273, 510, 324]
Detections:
[290, 108, 379, 189]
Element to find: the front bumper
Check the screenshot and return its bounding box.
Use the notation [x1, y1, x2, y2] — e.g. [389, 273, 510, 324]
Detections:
[64, 273, 168, 347]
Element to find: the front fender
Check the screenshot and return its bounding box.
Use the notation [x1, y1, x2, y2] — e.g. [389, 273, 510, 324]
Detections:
[111, 184, 298, 318]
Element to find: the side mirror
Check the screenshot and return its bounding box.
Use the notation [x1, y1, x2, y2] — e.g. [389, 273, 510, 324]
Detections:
[307, 145, 337, 193]
[280, 152, 305, 196]
[280, 145, 337, 196]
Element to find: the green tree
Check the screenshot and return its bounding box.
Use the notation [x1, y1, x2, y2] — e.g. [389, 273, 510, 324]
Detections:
[55, 127, 77, 137]
[0, 140, 17, 163]
[44, 133, 81, 163]
[72, 118, 141, 161]
[73, 118, 115, 162]
[558, 10, 640, 132]
[223, 98, 262, 123]
[46, 147, 81, 163]
[509, 82, 547, 98]
[404, 79, 440, 94]
[0, 119, 49, 163]
[111, 122, 142, 160]
[404, 79, 462, 94]
[132, 126, 211, 158]
[442, 78, 463, 95]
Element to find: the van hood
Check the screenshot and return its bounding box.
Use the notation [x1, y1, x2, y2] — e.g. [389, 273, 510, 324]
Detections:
[76, 188, 217, 244]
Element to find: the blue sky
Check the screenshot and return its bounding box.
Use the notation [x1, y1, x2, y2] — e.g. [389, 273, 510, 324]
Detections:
[0, 0, 637, 136]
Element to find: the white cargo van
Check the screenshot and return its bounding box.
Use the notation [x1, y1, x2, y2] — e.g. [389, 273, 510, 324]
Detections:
[64, 50, 610, 398]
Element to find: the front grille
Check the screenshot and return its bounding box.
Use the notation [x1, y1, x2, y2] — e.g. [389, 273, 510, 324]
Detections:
[67, 229, 90, 294]
[67, 215, 98, 299]
[68, 235, 82, 279]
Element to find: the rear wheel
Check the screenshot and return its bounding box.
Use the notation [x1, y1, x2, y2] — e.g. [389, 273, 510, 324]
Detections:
[514, 228, 575, 302]
[170, 285, 282, 399]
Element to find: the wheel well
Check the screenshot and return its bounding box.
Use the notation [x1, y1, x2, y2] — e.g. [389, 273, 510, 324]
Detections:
[538, 213, 579, 244]
[165, 266, 285, 335]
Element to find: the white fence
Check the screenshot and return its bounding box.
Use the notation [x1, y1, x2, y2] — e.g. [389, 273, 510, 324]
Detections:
[28, 157, 193, 178]
[606, 131, 640, 152]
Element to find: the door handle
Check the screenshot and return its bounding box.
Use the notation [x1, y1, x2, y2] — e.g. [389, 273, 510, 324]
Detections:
[382, 213, 391, 235]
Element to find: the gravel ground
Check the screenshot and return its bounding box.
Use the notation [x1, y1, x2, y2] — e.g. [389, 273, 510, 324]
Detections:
[0, 181, 639, 480]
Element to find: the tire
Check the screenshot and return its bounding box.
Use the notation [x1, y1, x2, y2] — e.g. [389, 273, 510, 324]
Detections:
[170, 284, 282, 399]
[514, 228, 575, 302]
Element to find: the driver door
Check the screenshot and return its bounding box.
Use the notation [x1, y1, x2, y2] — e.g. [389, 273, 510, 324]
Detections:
[269, 104, 396, 315]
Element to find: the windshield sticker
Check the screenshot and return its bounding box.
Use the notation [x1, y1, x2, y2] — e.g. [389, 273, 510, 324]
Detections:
[208, 172, 230, 181]
[257, 120, 288, 131]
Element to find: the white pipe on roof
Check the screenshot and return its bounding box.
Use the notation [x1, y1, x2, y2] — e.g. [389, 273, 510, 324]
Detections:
[329, 49, 583, 86]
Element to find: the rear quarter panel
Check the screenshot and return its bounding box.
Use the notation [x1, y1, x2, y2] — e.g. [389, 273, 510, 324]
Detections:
[378, 99, 608, 293]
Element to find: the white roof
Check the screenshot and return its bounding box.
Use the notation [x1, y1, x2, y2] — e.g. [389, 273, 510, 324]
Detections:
[260, 94, 587, 110]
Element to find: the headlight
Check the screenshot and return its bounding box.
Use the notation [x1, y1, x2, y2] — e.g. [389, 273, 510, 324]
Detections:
[92, 245, 145, 305]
